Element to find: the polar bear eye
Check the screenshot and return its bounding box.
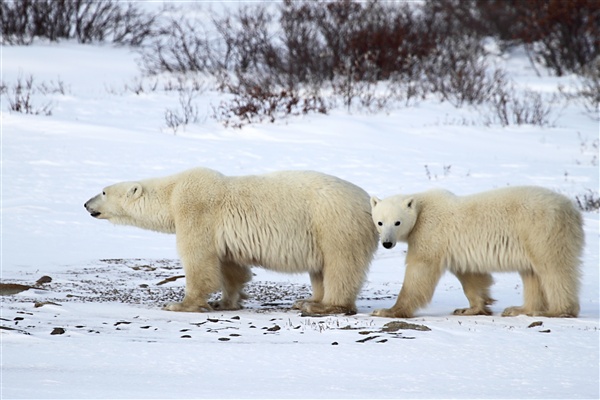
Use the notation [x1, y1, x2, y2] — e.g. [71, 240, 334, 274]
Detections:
[102, 191, 106, 196]
[377, 222, 383, 226]
[395, 221, 401, 226]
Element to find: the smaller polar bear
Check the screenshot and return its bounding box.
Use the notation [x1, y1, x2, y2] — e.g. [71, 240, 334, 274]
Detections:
[84, 167, 378, 315]
[370, 186, 583, 318]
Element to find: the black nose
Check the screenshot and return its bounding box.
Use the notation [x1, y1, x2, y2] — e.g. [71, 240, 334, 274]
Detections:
[382, 242, 393, 249]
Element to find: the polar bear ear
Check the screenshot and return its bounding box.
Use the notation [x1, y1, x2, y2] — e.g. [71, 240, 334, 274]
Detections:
[370, 196, 381, 209]
[126, 183, 143, 200]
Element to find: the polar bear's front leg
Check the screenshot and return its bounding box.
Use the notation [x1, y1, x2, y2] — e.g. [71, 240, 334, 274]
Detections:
[164, 236, 222, 313]
[372, 256, 443, 318]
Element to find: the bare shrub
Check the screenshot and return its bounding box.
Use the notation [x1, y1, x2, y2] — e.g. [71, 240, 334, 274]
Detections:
[431, 0, 519, 47]
[1, 0, 156, 46]
[134, 1, 588, 126]
[164, 88, 201, 134]
[2, 75, 60, 116]
[510, 90, 555, 126]
[36, 78, 68, 96]
[515, 0, 599, 76]
[139, 15, 215, 74]
[424, 164, 452, 181]
[331, 60, 363, 112]
[162, 75, 207, 93]
[559, 63, 600, 121]
[428, 0, 599, 76]
[484, 85, 556, 127]
[386, 72, 423, 108]
[277, 0, 433, 86]
[110, 3, 157, 46]
[348, 2, 434, 81]
[124, 77, 158, 96]
[141, 2, 433, 84]
[422, 36, 495, 107]
[0, 0, 73, 44]
[576, 190, 600, 212]
[213, 76, 327, 129]
[278, 1, 329, 88]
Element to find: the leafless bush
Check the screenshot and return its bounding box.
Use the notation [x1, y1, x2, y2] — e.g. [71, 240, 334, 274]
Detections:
[125, 77, 158, 96]
[576, 190, 600, 212]
[110, 3, 157, 46]
[559, 63, 600, 121]
[421, 36, 495, 107]
[140, 1, 433, 85]
[1, 0, 156, 46]
[331, 60, 364, 112]
[428, 0, 599, 76]
[0, 0, 71, 44]
[36, 79, 68, 95]
[515, 0, 599, 76]
[510, 90, 556, 126]
[162, 75, 208, 93]
[277, 0, 433, 86]
[226, 0, 431, 118]
[164, 88, 201, 134]
[1, 75, 65, 116]
[213, 76, 327, 129]
[216, 5, 281, 77]
[278, 1, 329, 88]
[484, 85, 556, 127]
[424, 164, 452, 181]
[139, 16, 215, 75]
[133, 0, 590, 126]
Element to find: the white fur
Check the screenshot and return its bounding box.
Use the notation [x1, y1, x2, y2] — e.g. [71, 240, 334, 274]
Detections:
[85, 167, 378, 314]
[370, 186, 583, 318]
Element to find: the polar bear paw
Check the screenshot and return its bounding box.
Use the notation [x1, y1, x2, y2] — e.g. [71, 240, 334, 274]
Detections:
[163, 301, 213, 312]
[501, 306, 527, 317]
[294, 299, 356, 316]
[502, 305, 577, 318]
[209, 298, 244, 311]
[291, 299, 313, 310]
[372, 308, 413, 318]
[453, 306, 492, 316]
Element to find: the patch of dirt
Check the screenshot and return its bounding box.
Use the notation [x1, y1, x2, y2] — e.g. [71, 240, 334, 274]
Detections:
[381, 321, 431, 332]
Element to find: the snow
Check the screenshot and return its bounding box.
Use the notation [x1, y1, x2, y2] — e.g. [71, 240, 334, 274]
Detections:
[2, 32, 599, 400]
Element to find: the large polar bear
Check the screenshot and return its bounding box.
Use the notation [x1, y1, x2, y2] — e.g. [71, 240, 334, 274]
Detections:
[370, 186, 583, 318]
[85, 167, 378, 315]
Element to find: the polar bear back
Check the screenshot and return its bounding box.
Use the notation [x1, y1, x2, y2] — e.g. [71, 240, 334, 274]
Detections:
[410, 186, 583, 274]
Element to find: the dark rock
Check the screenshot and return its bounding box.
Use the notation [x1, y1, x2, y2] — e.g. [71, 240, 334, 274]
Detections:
[381, 321, 431, 332]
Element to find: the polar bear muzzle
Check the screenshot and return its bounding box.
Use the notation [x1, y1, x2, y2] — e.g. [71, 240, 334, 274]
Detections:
[84, 196, 102, 218]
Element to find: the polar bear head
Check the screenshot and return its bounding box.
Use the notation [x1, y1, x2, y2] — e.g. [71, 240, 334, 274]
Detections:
[370, 195, 417, 249]
[84, 181, 144, 224]
[85, 179, 175, 234]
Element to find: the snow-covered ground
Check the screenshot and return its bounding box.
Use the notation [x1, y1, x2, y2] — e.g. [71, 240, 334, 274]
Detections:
[2, 31, 598, 399]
